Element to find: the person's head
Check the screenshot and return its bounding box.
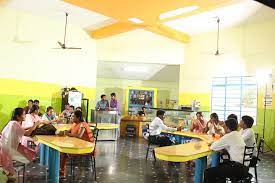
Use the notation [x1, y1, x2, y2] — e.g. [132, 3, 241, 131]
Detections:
[72, 110, 84, 123]
[196, 112, 203, 120]
[46, 106, 54, 116]
[101, 94, 106, 101]
[156, 110, 165, 120]
[65, 103, 70, 110]
[28, 99, 33, 107]
[210, 113, 219, 124]
[227, 114, 238, 122]
[240, 115, 254, 129]
[29, 105, 39, 115]
[76, 107, 82, 112]
[12, 107, 26, 122]
[33, 99, 39, 106]
[142, 106, 146, 112]
[110, 93, 116, 100]
[69, 105, 74, 113]
[224, 118, 238, 133]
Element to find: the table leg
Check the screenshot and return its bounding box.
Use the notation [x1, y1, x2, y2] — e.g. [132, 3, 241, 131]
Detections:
[194, 156, 207, 183]
[211, 152, 219, 167]
[48, 147, 60, 183]
[40, 144, 49, 166]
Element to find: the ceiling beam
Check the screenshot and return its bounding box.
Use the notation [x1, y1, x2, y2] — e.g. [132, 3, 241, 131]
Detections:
[89, 22, 144, 39]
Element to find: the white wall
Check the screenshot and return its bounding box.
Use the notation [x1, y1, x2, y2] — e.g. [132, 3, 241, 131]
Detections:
[97, 29, 185, 65]
[0, 7, 97, 87]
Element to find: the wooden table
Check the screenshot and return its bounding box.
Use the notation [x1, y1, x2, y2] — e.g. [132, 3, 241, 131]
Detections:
[36, 135, 94, 183]
[156, 130, 219, 183]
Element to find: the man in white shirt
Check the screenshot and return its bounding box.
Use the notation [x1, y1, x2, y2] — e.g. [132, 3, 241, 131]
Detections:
[149, 110, 178, 147]
[204, 118, 249, 183]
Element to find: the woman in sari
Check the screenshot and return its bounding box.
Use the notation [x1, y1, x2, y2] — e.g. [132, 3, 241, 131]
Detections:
[190, 112, 207, 133]
[59, 110, 94, 177]
[0, 108, 41, 180]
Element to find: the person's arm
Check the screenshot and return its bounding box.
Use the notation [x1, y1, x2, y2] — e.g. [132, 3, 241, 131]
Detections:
[210, 136, 228, 151]
[24, 121, 41, 136]
[95, 102, 100, 110]
[190, 120, 195, 131]
[204, 121, 210, 133]
[65, 125, 85, 139]
[159, 120, 176, 131]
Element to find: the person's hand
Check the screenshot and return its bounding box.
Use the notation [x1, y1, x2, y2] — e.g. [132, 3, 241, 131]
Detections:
[57, 131, 65, 136]
[64, 130, 69, 136]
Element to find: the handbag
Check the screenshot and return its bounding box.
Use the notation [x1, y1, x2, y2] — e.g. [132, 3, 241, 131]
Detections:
[31, 124, 57, 136]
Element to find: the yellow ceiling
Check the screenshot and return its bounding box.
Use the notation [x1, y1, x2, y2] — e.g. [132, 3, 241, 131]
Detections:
[64, 0, 239, 43]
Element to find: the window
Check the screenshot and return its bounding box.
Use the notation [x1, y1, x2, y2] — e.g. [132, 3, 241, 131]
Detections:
[211, 76, 257, 123]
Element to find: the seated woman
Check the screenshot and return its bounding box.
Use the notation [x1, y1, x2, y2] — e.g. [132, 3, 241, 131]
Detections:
[21, 105, 47, 150]
[204, 113, 225, 137]
[0, 108, 41, 179]
[41, 106, 60, 123]
[59, 111, 94, 177]
[190, 112, 207, 133]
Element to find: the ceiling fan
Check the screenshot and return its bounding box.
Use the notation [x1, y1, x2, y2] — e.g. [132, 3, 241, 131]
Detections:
[214, 17, 222, 56]
[200, 17, 225, 56]
[54, 12, 81, 49]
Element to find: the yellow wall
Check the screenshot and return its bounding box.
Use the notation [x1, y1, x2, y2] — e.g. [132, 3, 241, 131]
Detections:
[96, 78, 179, 115]
[97, 29, 185, 64]
[0, 7, 97, 128]
[179, 13, 275, 148]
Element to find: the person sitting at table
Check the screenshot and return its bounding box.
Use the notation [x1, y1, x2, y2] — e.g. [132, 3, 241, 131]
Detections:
[76, 106, 82, 111]
[41, 106, 60, 123]
[204, 113, 225, 137]
[96, 94, 109, 111]
[61, 104, 73, 118]
[240, 115, 257, 155]
[24, 99, 33, 114]
[59, 110, 94, 177]
[138, 106, 147, 116]
[21, 105, 48, 150]
[0, 108, 42, 179]
[190, 112, 207, 133]
[149, 110, 180, 147]
[204, 118, 248, 183]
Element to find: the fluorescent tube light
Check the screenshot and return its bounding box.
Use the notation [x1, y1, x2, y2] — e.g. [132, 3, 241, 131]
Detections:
[128, 17, 143, 24]
[159, 5, 199, 20]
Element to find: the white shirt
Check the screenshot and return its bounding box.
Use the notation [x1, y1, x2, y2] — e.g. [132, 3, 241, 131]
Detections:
[149, 117, 176, 136]
[241, 128, 257, 155]
[210, 131, 245, 163]
[207, 122, 225, 135]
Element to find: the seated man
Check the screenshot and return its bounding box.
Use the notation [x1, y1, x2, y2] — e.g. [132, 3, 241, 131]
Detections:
[240, 115, 257, 156]
[149, 110, 179, 147]
[204, 118, 249, 183]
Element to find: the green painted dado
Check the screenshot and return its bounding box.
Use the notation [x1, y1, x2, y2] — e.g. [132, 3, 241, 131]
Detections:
[254, 108, 275, 151]
[0, 78, 96, 131]
[0, 95, 62, 131]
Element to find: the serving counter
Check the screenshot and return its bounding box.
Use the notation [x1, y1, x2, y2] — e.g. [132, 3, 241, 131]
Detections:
[120, 116, 151, 137]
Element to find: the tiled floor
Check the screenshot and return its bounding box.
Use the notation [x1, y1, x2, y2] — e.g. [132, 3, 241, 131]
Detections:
[22, 138, 275, 183]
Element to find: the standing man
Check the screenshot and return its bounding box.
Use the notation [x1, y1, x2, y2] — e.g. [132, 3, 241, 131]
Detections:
[110, 93, 121, 137]
[110, 93, 120, 115]
[96, 94, 109, 111]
